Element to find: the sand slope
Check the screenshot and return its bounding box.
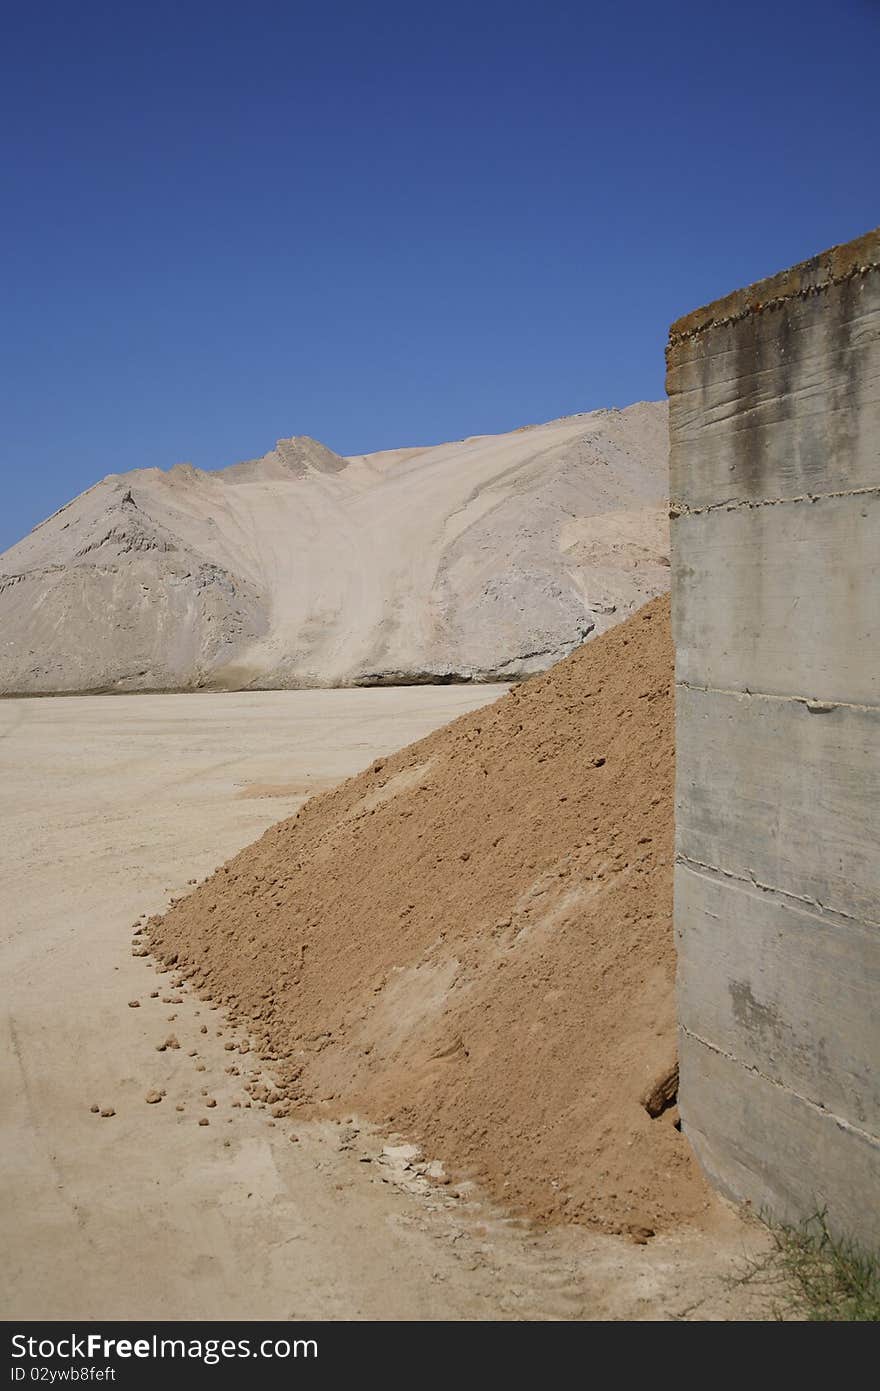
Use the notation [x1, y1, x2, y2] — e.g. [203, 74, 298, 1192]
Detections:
[148, 597, 715, 1238]
[0, 403, 668, 693]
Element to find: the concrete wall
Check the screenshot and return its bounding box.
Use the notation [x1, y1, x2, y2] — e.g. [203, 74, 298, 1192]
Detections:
[667, 229, 880, 1243]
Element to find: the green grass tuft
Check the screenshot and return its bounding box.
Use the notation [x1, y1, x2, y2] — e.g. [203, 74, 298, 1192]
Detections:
[738, 1210, 880, 1321]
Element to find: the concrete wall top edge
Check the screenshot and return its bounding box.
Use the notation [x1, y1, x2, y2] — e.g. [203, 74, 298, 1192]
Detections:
[667, 227, 880, 353]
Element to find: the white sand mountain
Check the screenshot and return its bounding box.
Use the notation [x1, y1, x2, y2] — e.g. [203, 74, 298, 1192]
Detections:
[0, 402, 669, 693]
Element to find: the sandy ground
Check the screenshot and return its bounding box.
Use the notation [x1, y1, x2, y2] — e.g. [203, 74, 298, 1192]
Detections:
[1, 689, 766, 1320]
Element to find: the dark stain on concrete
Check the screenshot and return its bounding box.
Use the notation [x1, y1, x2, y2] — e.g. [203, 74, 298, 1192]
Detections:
[730, 978, 787, 1044]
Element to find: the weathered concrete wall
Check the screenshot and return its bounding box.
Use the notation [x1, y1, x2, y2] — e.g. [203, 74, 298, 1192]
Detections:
[667, 229, 880, 1242]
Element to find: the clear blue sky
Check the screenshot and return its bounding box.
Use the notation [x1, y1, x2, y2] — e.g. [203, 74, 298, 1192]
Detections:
[1, 0, 877, 550]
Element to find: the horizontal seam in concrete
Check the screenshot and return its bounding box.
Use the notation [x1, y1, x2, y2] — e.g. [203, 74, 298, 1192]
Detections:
[674, 854, 880, 932]
[674, 681, 880, 714]
[679, 1024, 880, 1148]
[668, 485, 880, 517]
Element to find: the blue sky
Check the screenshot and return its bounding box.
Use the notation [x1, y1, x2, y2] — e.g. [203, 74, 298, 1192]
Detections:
[1, 0, 877, 550]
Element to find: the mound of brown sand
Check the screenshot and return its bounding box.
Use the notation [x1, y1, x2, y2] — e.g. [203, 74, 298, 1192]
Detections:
[147, 595, 715, 1236]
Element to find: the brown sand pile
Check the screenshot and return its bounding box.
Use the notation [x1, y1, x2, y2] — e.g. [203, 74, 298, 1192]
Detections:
[148, 596, 714, 1236]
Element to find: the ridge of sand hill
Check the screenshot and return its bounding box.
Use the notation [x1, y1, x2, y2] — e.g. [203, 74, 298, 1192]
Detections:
[0, 402, 669, 694]
[147, 596, 716, 1238]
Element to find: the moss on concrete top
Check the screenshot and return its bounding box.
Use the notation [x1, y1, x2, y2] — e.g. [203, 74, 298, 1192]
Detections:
[667, 226, 880, 352]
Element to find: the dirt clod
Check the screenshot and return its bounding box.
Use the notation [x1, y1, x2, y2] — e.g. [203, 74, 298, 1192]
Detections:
[641, 1062, 679, 1118]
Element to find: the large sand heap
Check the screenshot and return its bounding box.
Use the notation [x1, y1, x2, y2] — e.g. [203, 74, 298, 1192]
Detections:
[147, 596, 714, 1237]
[0, 402, 669, 694]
